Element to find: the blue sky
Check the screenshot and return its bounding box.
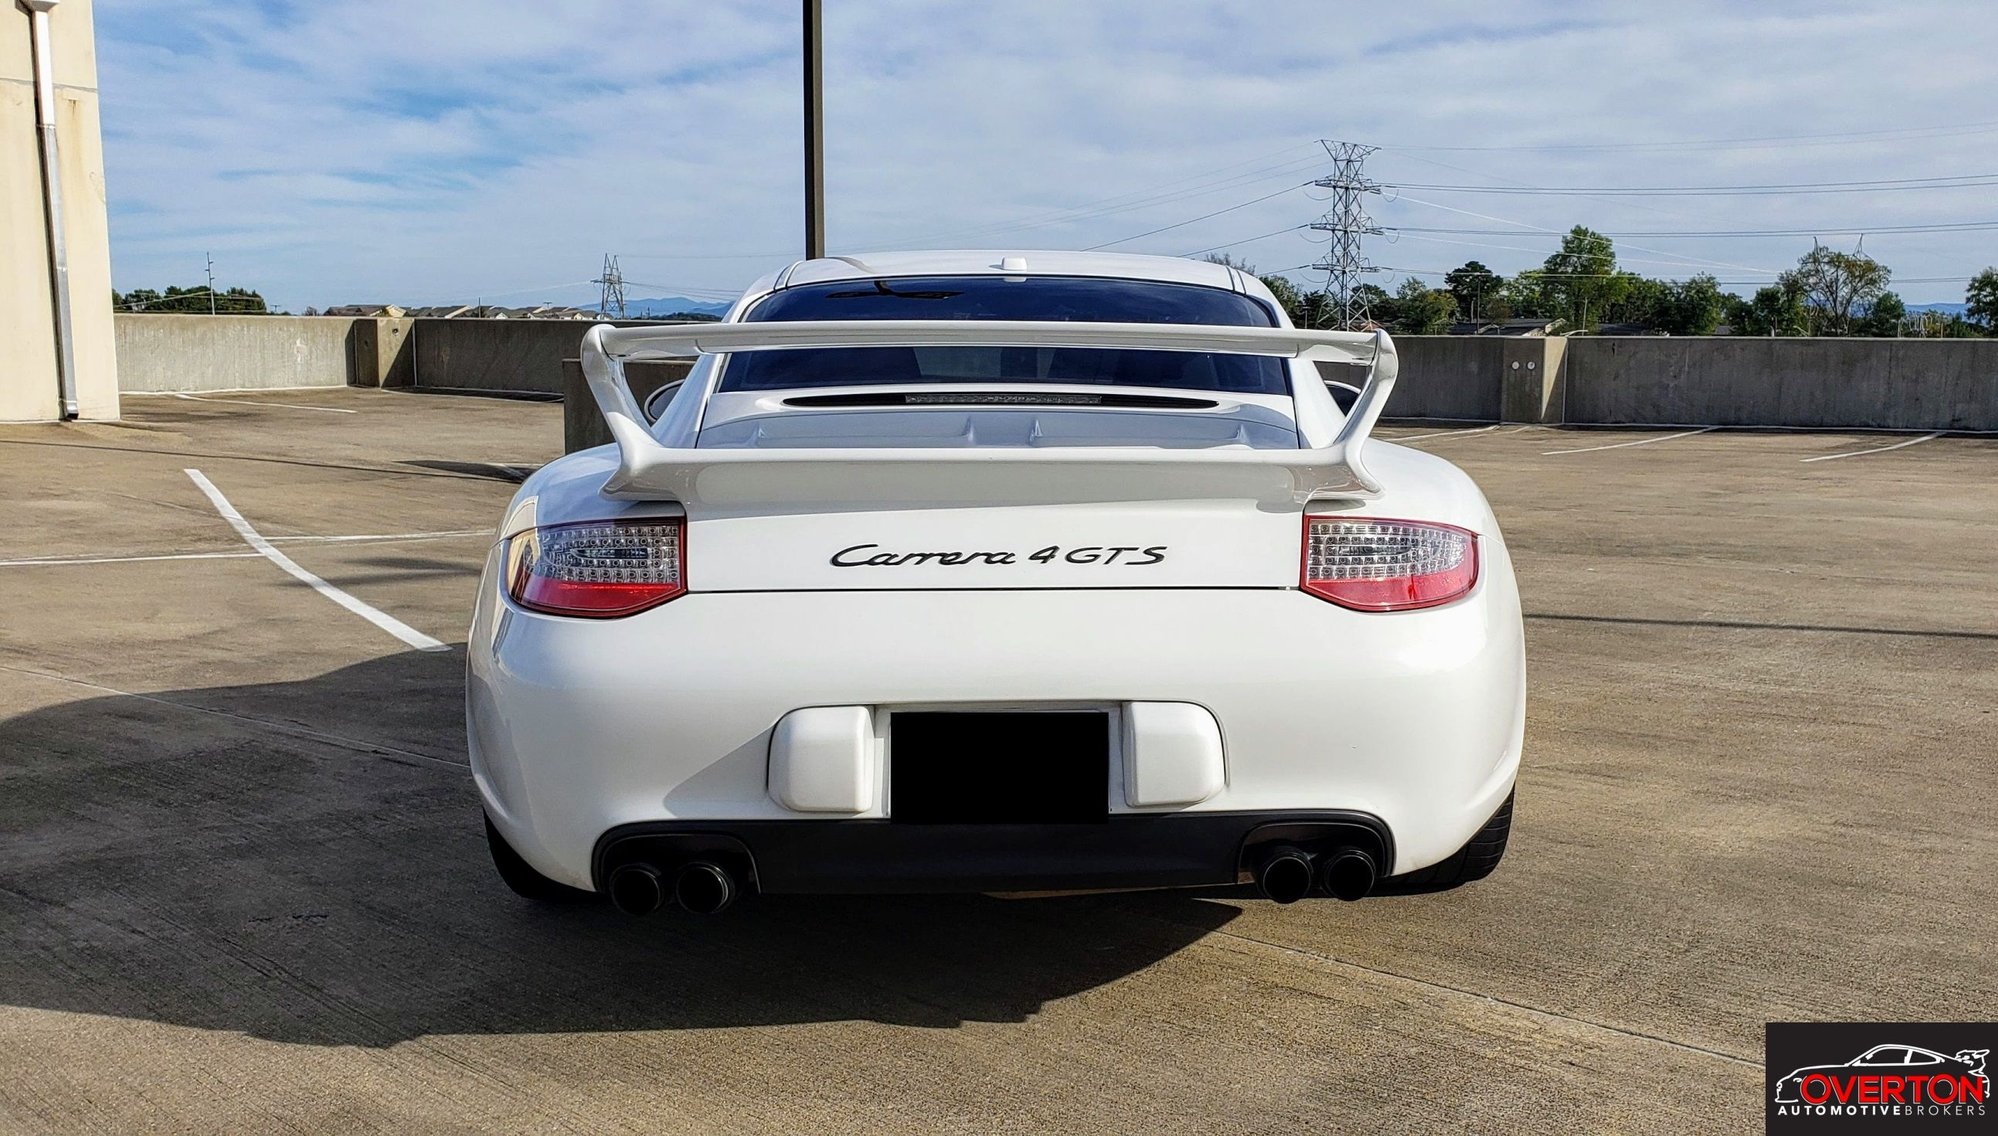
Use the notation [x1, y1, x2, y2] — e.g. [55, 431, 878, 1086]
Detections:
[96, 0, 1998, 312]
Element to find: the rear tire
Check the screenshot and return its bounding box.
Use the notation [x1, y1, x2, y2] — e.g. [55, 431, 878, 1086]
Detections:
[1376, 791, 1513, 895]
[485, 815, 595, 903]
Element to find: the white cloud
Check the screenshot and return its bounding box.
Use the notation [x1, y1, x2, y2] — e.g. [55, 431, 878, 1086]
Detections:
[96, 0, 1998, 309]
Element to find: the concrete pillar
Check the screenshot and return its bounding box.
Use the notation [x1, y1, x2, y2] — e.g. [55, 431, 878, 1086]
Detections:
[2, 0, 117, 422]
[351, 317, 414, 388]
[1500, 336, 1566, 424]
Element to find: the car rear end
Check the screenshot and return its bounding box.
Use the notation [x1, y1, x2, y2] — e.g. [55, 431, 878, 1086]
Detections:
[468, 259, 1524, 912]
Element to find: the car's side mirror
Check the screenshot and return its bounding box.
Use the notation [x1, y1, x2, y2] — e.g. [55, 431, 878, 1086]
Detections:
[642, 379, 687, 422]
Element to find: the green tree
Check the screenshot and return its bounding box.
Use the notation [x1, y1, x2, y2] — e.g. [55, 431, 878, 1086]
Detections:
[1258, 274, 1303, 319]
[1730, 281, 1806, 336]
[1660, 274, 1726, 335]
[113, 284, 270, 314]
[1490, 275, 1547, 321]
[1855, 291, 1906, 337]
[1389, 279, 1456, 334]
[1786, 245, 1889, 336]
[1443, 261, 1498, 322]
[1613, 274, 1671, 329]
[1536, 226, 1628, 330]
[1966, 267, 1998, 331]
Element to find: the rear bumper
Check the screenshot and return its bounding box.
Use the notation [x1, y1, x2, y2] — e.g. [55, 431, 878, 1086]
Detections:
[470, 563, 1525, 892]
[594, 811, 1392, 895]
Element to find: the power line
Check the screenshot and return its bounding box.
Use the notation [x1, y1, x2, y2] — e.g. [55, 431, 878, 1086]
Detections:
[1388, 190, 1782, 277]
[1386, 230, 1785, 277]
[622, 251, 795, 261]
[1382, 148, 1696, 224]
[1390, 120, 1998, 155]
[618, 279, 745, 299]
[1082, 182, 1310, 250]
[1384, 172, 1998, 197]
[901, 145, 1328, 246]
[1179, 224, 1305, 258]
[1394, 220, 1998, 239]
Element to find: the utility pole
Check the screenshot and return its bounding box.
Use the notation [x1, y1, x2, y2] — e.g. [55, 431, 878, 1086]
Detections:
[205, 252, 216, 314]
[594, 254, 627, 319]
[803, 0, 824, 259]
[1307, 140, 1384, 330]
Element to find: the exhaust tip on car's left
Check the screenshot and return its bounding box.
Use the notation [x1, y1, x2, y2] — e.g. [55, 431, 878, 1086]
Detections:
[1254, 844, 1378, 904]
[606, 860, 739, 916]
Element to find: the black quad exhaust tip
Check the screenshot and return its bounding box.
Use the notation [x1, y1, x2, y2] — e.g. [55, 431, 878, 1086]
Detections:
[674, 861, 737, 915]
[607, 862, 666, 916]
[1256, 846, 1315, 904]
[1320, 847, 1378, 902]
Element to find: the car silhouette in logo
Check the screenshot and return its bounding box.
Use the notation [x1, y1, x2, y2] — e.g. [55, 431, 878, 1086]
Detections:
[1773, 1044, 1990, 1104]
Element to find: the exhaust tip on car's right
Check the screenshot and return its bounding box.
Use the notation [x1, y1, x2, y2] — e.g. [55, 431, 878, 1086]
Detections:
[1319, 848, 1377, 902]
[673, 861, 737, 915]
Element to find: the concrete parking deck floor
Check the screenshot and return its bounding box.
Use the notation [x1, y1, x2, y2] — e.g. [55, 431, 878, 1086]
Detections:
[2, 390, 1993, 1133]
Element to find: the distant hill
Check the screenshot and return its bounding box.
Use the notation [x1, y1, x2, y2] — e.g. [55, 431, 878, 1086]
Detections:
[624, 296, 731, 318]
[1906, 302, 1967, 316]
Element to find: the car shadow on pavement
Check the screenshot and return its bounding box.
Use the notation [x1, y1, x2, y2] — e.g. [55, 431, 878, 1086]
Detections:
[0, 649, 1240, 1047]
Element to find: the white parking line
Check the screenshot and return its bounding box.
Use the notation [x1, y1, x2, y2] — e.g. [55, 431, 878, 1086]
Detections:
[266, 529, 490, 544]
[0, 550, 263, 567]
[1385, 425, 1502, 443]
[1543, 427, 1716, 455]
[1800, 432, 1943, 463]
[0, 530, 489, 568]
[184, 469, 447, 652]
[133, 392, 359, 414]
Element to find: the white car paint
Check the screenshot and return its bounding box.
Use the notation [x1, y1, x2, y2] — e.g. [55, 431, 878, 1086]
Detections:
[469, 251, 1524, 905]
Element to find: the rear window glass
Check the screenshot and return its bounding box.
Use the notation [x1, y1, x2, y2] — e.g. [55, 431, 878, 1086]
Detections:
[721, 275, 1287, 394]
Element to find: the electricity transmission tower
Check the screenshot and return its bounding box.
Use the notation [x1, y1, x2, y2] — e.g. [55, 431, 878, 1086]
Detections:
[1307, 140, 1384, 329]
[594, 254, 627, 318]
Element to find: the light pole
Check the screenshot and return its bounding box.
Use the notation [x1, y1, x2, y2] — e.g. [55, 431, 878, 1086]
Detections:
[802, 0, 824, 260]
[24, 0, 78, 419]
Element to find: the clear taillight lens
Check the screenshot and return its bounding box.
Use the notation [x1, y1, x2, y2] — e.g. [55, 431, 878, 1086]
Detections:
[1301, 517, 1478, 612]
[505, 519, 685, 618]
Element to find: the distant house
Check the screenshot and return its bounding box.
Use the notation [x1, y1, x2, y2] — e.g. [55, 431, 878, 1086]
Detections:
[398, 304, 604, 320]
[324, 303, 406, 318]
[1447, 317, 1565, 337]
[1578, 322, 1664, 336]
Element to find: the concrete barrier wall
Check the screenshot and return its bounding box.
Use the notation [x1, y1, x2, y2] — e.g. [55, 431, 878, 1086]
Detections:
[410, 318, 590, 395]
[407, 319, 690, 394]
[1565, 337, 1998, 430]
[1383, 336, 1506, 422]
[113, 313, 353, 392]
[109, 315, 1998, 433]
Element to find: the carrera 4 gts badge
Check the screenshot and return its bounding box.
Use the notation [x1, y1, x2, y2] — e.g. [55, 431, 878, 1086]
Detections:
[829, 544, 1168, 567]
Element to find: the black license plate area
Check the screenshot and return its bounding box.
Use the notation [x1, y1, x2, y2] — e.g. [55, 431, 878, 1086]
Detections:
[890, 711, 1110, 824]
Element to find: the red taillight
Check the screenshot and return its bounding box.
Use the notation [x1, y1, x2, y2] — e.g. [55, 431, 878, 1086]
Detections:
[1300, 516, 1478, 612]
[505, 519, 685, 618]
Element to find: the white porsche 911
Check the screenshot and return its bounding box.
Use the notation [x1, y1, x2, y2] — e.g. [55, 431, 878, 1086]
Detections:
[469, 251, 1523, 915]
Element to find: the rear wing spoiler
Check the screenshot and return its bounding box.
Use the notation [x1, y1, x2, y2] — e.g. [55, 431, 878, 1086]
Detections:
[578, 320, 1398, 503]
